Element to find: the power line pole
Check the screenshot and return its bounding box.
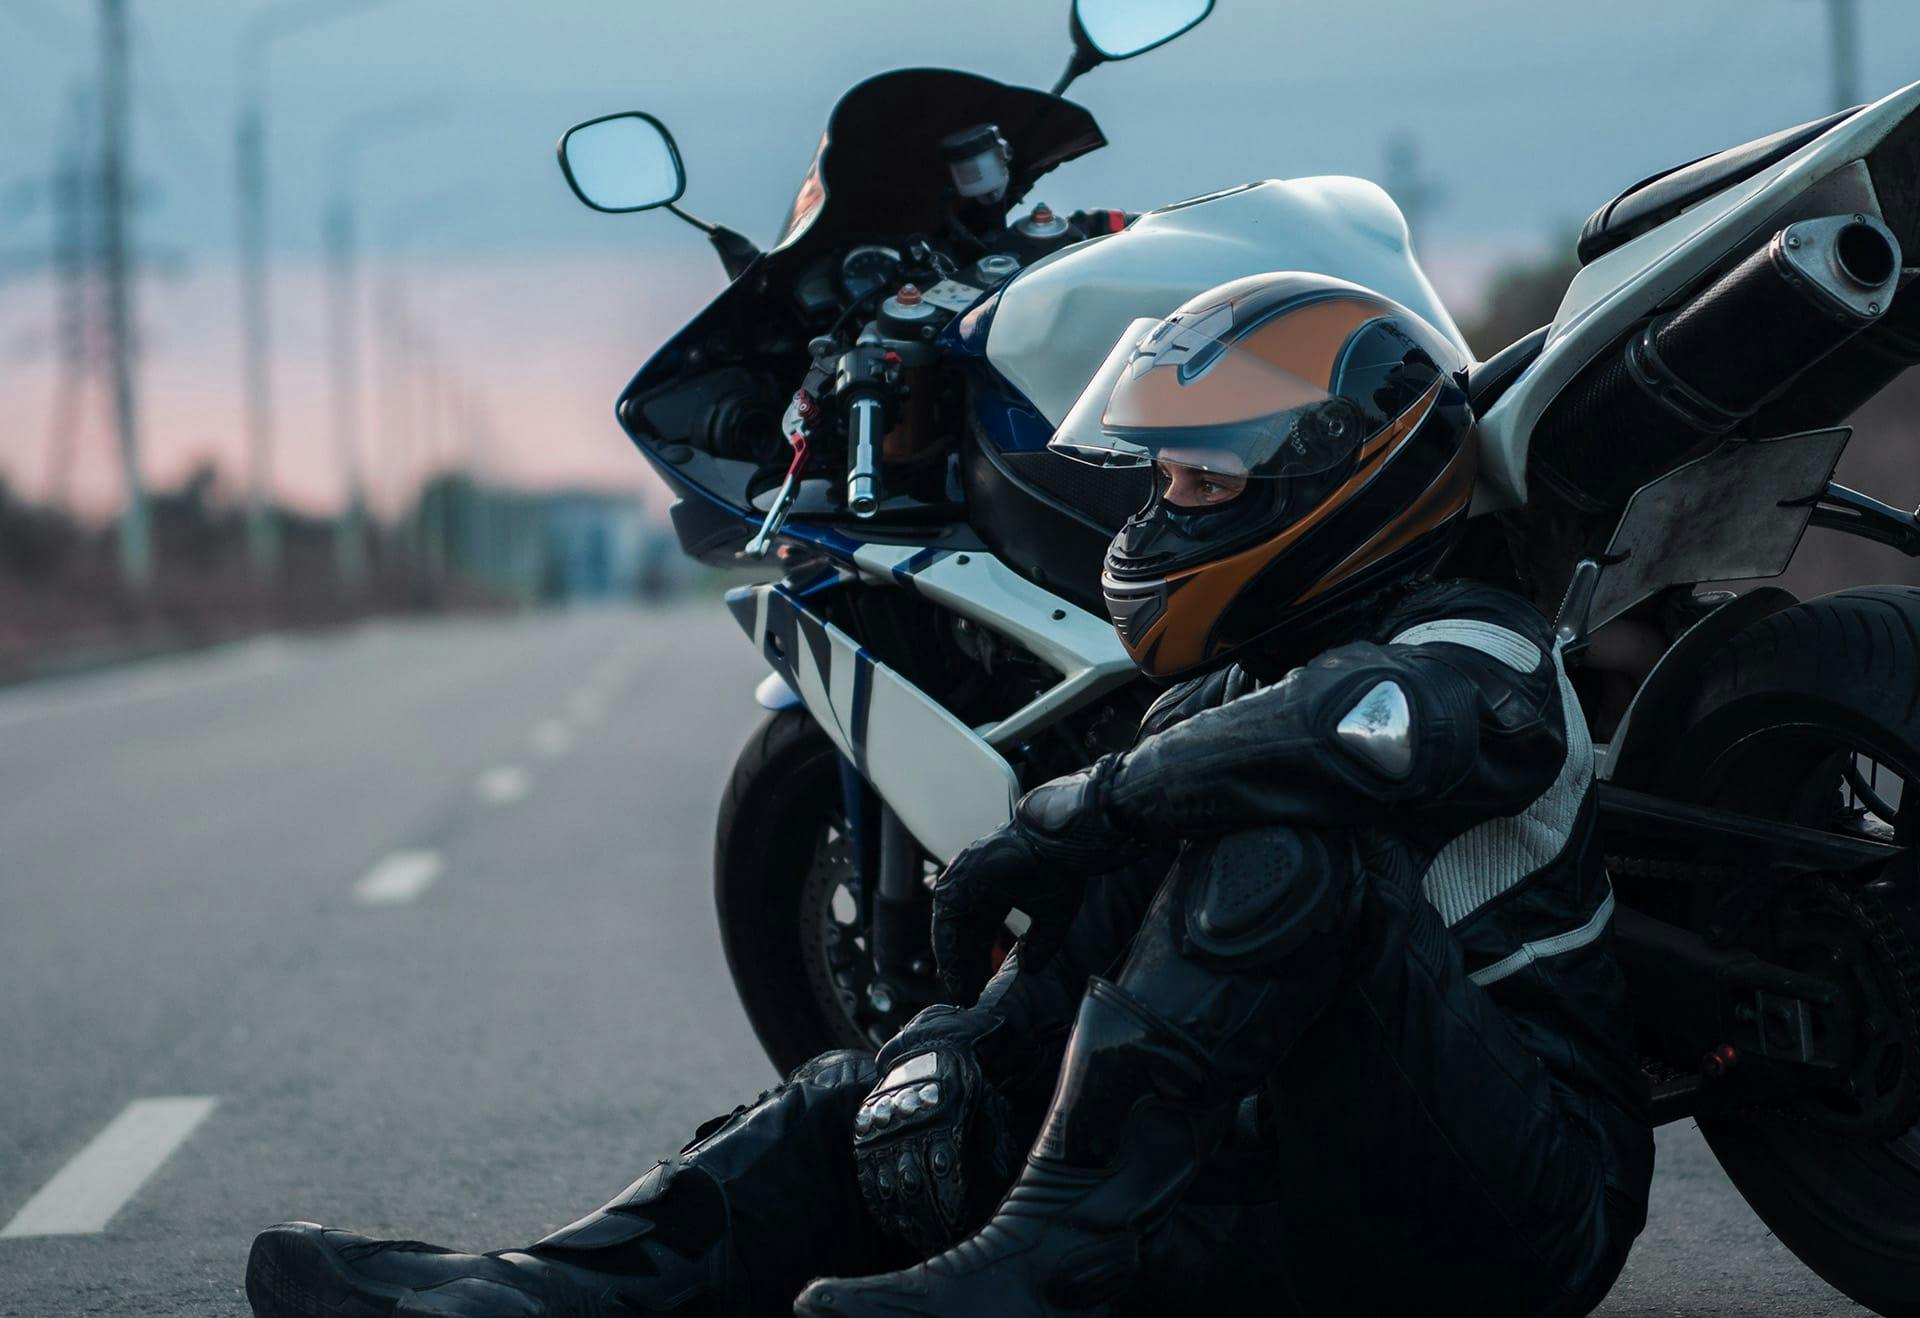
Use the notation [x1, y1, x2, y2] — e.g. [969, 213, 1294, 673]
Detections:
[98, 0, 150, 588]
[234, 0, 392, 588]
[318, 102, 441, 592]
[1826, 0, 1862, 110]
[234, 86, 277, 581]
[322, 196, 368, 588]
[1382, 131, 1444, 251]
[44, 81, 98, 512]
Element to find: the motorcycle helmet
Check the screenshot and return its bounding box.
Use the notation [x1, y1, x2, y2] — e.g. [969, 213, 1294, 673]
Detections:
[1050, 272, 1476, 680]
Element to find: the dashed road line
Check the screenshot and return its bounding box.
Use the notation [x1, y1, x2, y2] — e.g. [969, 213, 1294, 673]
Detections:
[531, 719, 573, 757]
[1, 1097, 218, 1238]
[476, 765, 531, 804]
[566, 690, 606, 726]
[352, 850, 444, 906]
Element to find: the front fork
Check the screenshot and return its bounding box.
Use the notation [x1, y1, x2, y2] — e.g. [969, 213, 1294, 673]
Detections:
[839, 755, 940, 1023]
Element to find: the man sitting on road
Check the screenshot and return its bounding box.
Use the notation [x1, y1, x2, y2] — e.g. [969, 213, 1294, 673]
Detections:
[246, 274, 1653, 1317]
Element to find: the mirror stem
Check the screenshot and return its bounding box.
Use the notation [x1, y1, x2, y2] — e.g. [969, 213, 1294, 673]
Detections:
[666, 203, 761, 281]
[1049, 45, 1101, 97]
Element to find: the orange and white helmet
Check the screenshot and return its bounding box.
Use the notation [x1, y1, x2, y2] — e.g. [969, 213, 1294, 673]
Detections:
[1051, 272, 1476, 679]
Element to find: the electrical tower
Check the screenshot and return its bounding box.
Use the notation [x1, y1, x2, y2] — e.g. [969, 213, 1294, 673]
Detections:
[99, 0, 151, 588]
[1383, 132, 1444, 250]
[1826, 0, 1862, 111]
[43, 82, 102, 514]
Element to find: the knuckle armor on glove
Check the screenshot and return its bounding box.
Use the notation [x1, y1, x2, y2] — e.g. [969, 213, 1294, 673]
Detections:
[852, 1029, 1012, 1256]
[1014, 753, 1135, 872]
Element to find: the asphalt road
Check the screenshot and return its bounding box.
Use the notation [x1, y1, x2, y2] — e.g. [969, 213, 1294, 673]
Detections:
[0, 607, 1871, 1315]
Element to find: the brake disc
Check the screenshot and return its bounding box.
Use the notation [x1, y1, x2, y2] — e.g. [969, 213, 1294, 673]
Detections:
[1782, 878, 1920, 1141]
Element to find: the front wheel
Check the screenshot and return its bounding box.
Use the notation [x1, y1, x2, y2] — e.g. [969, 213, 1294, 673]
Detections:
[1656, 587, 1920, 1315]
[714, 707, 888, 1075]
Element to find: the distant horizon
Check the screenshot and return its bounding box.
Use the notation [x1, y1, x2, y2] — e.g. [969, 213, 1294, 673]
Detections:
[2, 0, 1912, 518]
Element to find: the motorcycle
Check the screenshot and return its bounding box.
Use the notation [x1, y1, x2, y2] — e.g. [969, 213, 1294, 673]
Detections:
[558, 1, 1920, 1310]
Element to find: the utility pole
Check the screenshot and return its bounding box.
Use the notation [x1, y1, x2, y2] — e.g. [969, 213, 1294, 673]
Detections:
[98, 0, 150, 588]
[322, 195, 368, 588]
[1825, 0, 1862, 111]
[234, 86, 276, 580]
[235, 0, 391, 587]
[44, 82, 98, 512]
[322, 99, 440, 583]
[1382, 132, 1444, 251]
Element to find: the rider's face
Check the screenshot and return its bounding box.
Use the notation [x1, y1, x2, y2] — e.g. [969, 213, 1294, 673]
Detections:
[1156, 461, 1248, 509]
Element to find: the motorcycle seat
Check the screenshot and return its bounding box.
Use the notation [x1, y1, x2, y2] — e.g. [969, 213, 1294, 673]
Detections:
[1467, 325, 1549, 415]
[1576, 106, 1859, 266]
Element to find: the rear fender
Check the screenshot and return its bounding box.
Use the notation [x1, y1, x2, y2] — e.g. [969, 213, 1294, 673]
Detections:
[1600, 586, 1799, 788]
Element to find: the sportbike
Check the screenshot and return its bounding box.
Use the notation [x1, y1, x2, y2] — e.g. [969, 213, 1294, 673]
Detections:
[556, 2, 1920, 1309]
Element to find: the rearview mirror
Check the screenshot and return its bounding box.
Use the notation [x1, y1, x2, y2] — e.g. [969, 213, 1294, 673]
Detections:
[558, 112, 685, 213]
[1071, 0, 1213, 62]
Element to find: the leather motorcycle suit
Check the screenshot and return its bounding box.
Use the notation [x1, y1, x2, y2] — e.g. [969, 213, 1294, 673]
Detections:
[797, 576, 1654, 1318]
[245, 578, 1652, 1318]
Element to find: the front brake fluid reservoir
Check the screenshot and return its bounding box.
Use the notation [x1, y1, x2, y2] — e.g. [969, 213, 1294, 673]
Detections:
[879, 283, 944, 341]
[1013, 203, 1070, 241]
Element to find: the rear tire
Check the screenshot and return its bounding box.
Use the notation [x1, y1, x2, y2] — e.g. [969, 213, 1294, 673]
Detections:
[1656, 587, 1920, 1316]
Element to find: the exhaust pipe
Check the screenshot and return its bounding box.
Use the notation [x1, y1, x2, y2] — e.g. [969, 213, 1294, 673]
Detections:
[1529, 213, 1902, 513]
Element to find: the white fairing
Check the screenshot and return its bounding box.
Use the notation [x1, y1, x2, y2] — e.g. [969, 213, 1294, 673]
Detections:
[986, 178, 1468, 428]
[1477, 78, 1920, 510]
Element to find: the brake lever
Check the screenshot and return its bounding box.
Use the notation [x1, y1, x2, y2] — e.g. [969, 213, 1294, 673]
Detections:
[742, 392, 814, 559]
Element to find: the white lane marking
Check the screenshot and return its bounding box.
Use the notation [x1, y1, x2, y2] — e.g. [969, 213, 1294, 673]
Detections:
[476, 765, 531, 805]
[531, 719, 573, 757]
[0, 643, 290, 733]
[352, 850, 444, 906]
[566, 690, 606, 727]
[1, 1096, 218, 1237]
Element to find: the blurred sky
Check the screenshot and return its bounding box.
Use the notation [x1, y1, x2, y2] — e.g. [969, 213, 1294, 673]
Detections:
[2, 0, 1918, 516]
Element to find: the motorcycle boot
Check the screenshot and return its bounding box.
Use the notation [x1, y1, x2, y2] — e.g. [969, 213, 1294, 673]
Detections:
[247, 1050, 890, 1318]
[797, 828, 1362, 1318]
[797, 977, 1222, 1318]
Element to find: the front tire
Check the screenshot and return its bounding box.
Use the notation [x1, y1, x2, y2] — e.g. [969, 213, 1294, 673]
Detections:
[1656, 587, 1920, 1316]
[714, 708, 875, 1075]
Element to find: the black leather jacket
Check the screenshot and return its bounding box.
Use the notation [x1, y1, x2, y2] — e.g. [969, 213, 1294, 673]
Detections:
[984, 577, 1649, 1201]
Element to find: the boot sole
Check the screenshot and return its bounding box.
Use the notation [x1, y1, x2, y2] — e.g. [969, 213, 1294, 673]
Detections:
[245, 1223, 406, 1318]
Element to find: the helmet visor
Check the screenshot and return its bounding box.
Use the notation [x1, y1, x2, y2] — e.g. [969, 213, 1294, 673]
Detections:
[1049, 315, 1368, 481]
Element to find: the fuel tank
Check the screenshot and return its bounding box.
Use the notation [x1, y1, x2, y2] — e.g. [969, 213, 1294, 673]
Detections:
[985, 177, 1467, 427]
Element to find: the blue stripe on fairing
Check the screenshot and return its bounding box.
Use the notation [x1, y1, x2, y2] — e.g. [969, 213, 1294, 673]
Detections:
[723, 585, 759, 640]
[849, 648, 875, 774]
[767, 583, 865, 759]
[964, 359, 1057, 453]
[781, 523, 867, 564]
[891, 547, 949, 585]
[759, 589, 803, 699]
[838, 754, 870, 887]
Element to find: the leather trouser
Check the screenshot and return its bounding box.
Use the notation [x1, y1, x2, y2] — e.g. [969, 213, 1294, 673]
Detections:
[560, 827, 1648, 1317]
[1115, 827, 1650, 1318]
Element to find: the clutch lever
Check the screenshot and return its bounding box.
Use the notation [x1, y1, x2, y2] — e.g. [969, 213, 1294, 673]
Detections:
[742, 391, 814, 559]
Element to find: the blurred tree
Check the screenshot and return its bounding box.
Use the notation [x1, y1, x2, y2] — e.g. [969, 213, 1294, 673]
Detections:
[1457, 237, 1580, 360]
[0, 479, 77, 577]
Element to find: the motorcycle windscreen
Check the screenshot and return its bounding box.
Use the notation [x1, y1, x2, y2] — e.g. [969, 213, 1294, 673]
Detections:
[1047, 316, 1365, 482]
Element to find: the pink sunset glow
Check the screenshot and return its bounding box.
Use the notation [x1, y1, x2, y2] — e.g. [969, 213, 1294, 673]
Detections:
[0, 248, 727, 522]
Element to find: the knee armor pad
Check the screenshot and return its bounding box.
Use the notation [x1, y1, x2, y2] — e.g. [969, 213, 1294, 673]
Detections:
[1183, 826, 1356, 966]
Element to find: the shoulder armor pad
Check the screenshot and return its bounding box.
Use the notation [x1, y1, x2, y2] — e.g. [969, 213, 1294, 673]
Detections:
[1336, 679, 1413, 778]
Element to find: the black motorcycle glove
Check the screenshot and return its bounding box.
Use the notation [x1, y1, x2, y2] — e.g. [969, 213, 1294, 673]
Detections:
[929, 753, 1140, 1004]
[852, 1004, 1016, 1257]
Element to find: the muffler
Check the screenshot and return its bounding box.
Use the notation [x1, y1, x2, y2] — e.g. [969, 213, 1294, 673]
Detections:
[1529, 213, 1902, 512]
